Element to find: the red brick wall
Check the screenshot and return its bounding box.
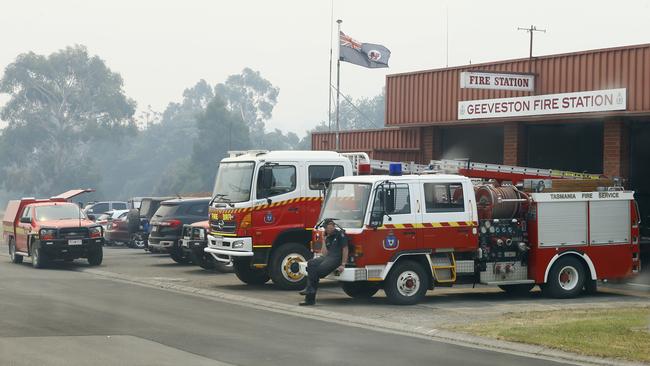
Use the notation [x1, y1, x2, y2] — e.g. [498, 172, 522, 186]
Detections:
[603, 120, 629, 178]
[503, 123, 525, 166]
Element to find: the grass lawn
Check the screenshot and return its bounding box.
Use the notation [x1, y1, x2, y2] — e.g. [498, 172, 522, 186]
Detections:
[450, 306, 650, 362]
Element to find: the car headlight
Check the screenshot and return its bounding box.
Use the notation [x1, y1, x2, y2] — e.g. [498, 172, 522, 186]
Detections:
[39, 229, 57, 240]
[89, 226, 102, 238]
[232, 240, 245, 249]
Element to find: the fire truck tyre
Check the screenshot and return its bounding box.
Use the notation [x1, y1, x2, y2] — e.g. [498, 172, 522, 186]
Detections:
[8, 238, 23, 264]
[269, 243, 312, 290]
[87, 247, 103, 266]
[584, 279, 598, 295]
[341, 282, 381, 299]
[31, 244, 49, 269]
[233, 260, 270, 285]
[170, 250, 191, 264]
[543, 256, 586, 299]
[384, 260, 429, 305]
[498, 284, 535, 295]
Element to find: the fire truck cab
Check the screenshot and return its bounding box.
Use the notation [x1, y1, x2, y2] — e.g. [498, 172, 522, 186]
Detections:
[311, 168, 641, 305]
[205, 150, 354, 290]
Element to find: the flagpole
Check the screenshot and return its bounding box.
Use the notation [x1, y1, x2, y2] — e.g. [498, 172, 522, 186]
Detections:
[327, 0, 334, 132]
[336, 19, 342, 151]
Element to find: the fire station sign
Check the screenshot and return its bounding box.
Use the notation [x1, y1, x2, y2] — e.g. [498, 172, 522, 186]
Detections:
[460, 71, 535, 92]
[458, 88, 627, 120]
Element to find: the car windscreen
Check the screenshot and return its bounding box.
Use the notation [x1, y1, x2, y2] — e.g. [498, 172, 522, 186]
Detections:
[153, 204, 179, 219]
[35, 205, 85, 221]
[212, 161, 255, 203]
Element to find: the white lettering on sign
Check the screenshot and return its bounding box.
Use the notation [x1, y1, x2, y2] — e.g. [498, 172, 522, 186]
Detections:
[460, 71, 535, 92]
[531, 191, 634, 203]
[458, 88, 626, 120]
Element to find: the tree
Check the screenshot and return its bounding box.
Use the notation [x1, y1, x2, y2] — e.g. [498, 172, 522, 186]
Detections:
[0, 45, 135, 197]
[215, 68, 279, 144]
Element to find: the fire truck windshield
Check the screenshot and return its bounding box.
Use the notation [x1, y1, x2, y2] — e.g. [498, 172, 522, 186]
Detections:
[212, 161, 255, 203]
[320, 183, 372, 228]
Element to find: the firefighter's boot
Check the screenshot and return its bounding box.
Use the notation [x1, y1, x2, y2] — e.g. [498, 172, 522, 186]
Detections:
[299, 294, 315, 306]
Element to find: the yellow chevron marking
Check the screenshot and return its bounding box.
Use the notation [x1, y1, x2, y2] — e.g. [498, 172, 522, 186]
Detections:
[448, 222, 460, 227]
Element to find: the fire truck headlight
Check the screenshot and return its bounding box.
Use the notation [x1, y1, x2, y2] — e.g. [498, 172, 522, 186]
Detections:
[232, 240, 245, 249]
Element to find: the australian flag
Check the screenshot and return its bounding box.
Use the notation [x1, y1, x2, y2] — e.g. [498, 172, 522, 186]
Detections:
[339, 31, 390, 68]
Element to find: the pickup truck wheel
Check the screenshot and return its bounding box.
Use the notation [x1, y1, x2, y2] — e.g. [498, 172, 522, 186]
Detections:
[190, 251, 216, 270]
[31, 244, 48, 269]
[498, 284, 535, 295]
[542, 256, 586, 299]
[341, 282, 381, 299]
[384, 260, 429, 305]
[269, 242, 312, 291]
[170, 249, 191, 264]
[8, 238, 23, 264]
[233, 260, 270, 285]
[87, 247, 103, 266]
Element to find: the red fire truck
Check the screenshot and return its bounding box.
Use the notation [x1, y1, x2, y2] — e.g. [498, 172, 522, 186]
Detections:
[308, 164, 641, 305]
[205, 150, 354, 290]
[2, 189, 104, 268]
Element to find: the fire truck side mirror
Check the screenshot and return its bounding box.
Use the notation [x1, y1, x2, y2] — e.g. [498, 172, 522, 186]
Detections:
[20, 217, 31, 224]
[369, 211, 384, 228]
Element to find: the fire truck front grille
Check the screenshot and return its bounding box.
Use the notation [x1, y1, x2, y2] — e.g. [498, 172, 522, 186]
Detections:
[210, 220, 236, 233]
[58, 227, 89, 239]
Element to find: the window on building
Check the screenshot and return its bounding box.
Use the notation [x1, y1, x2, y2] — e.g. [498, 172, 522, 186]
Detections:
[424, 183, 464, 213]
[308, 165, 345, 190]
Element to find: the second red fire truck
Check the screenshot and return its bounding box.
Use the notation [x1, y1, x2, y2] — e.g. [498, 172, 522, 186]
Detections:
[308, 163, 641, 305]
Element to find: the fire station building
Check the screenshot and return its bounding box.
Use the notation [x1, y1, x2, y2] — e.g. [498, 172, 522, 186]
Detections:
[312, 43, 650, 214]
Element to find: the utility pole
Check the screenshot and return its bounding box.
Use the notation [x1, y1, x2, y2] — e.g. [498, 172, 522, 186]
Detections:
[327, 0, 334, 132]
[335, 19, 342, 151]
[517, 25, 546, 72]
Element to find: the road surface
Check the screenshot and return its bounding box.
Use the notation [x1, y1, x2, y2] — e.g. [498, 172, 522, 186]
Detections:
[0, 254, 573, 366]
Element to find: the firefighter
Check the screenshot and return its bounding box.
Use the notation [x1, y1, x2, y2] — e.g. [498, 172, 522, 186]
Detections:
[299, 218, 348, 306]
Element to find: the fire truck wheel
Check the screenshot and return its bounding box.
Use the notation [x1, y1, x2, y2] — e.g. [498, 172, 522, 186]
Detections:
[384, 260, 429, 305]
[31, 243, 48, 269]
[233, 260, 270, 285]
[8, 237, 23, 264]
[543, 256, 586, 299]
[341, 282, 381, 299]
[87, 247, 103, 266]
[269, 243, 312, 291]
[498, 284, 535, 295]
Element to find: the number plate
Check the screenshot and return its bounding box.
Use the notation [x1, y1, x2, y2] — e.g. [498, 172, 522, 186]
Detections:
[68, 239, 82, 246]
[213, 236, 223, 247]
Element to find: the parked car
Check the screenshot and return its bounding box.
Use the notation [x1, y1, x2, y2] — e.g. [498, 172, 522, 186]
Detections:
[96, 210, 129, 232]
[138, 197, 174, 251]
[83, 201, 128, 218]
[148, 197, 210, 263]
[181, 220, 233, 272]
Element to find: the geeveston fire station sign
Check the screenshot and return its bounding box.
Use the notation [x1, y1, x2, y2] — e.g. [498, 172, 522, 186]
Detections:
[458, 88, 627, 120]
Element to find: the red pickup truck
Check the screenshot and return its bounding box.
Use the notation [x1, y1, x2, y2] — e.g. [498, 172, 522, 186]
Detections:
[2, 190, 104, 268]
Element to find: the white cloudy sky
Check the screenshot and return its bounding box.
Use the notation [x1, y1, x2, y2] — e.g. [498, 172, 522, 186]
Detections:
[0, 0, 648, 135]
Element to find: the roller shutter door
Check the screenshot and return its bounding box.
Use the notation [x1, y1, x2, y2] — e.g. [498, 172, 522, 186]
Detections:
[589, 201, 630, 244]
[538, 202, 588, 247]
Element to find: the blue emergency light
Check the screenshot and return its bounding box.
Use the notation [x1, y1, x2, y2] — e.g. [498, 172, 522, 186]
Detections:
[389, 163, 402, 176]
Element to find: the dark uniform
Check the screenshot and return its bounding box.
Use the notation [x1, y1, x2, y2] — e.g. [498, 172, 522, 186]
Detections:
[301, 228, 347, 305]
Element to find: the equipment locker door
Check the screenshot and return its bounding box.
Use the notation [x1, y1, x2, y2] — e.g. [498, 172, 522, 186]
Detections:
[419, 181, 475, 251]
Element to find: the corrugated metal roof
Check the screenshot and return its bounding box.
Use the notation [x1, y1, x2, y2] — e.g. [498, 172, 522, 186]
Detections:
[386, 43, 650, 126]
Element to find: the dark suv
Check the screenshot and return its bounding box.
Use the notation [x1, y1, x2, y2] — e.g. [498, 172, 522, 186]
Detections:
[148, 197, 210, 263]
